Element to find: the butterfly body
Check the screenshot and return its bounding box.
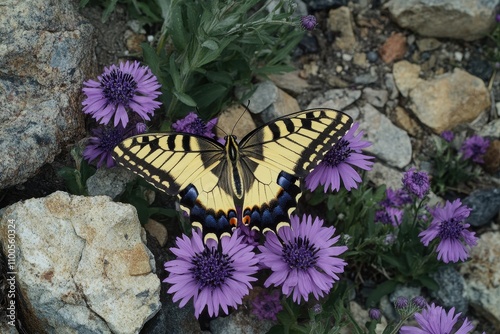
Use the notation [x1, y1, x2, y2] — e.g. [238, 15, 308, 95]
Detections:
[113, 108, 352, 242]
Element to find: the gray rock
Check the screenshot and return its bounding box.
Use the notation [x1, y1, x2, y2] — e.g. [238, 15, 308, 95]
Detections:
[210, 309, 274, 334]
[0, 192, 160, 333]
[463, 188, 500, 227]
[362, 88, 389, 108]
[430, 266, 468, 314]
[386, 0, 497, 41]
[307, 89, 362, 110]
[235, 81, 278, 114]
[87, 167, 138, 200]
[0, 0, 97, 189]
[358, 104, 412, 168]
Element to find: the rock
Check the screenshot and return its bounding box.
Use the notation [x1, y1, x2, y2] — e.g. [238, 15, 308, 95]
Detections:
[379, 32, 407, 64]
[479, 119, 500, 138]
[367, 50, 379, 63]
[327, 7, 358, 52]
[392, 61, 423, 97]
[216, 104, 256, 139]
[353, 52, 368, 68]
[235, 81, 277, 114]
[366, 162, 403, 190]
[415, 38, 442, 52]
[463, 188, 500, 227]
[430, 266, 468, 314]
[362, 88, 388, 108]
[269, 71, 310, 95]
[394, 106, 420, 137]
[483, 140, 500, 174]
[460, 231, 500, 331]
[86, 167, 138, 199]
[0, 191, 161, 334]
[305, 0, 347, 11]
[354, 71, 379, 85]
[307, 89, 362, 110]
[0, 0, 97, 189]
[467, 58, 494, 82]
[125, 30, 146, 54]
[144, 219, 168, 247]
[384, 73, 399, 100]
[298, 33, 320, 54]
[385, 0, 497, 41]
[408, 68, 490, 134]
[260, 88, 301, 123]
[210, 309, 274, 334]
[0, 321, 18, 334]
[358, 104, 412, 168]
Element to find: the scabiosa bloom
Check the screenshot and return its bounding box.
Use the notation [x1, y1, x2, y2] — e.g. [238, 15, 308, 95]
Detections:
[83, 126, 127, 168]
[412, 296, 427, 309]
[172, 112, 218, 138]
[135, 122, 147, 135]
[460, 135, 490, 164]
[257, 214, 347, 303]
[251, 289, 282, 321]
[395, 296, 409, 309]
[163, 230, 259, 318]
[419, 199, 477, 263]
[400, 303, 474, 334]
[402, 168, 430, 199]
[369, 308, 382, 321]
[305, 123, 374, 192]
[441, 130, 454, 143]
[83, 61, 162, 127]
[375, 207, 403, 226]
[300, 15, 317, 31]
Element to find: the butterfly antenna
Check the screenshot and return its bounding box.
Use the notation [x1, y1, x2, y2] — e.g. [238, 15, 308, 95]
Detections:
[230, 101, 251, 136]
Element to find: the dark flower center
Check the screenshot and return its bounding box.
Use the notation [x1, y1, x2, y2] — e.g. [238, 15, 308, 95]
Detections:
[100, 127, 125, 151]
[282, 237, 318, 270]
[187, 118, 208, 136]
[101, 69, 137, 106]
[191, 247, 233, 288]
[438, 218, 464, 240]
[411, 173, 427, 187]
[322, 139, 351, 167]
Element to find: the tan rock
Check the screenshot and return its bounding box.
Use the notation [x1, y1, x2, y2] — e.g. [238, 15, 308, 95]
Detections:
[0, 192, 160, 334]
[216, 104, 256, 138]
[394, 106, 420, 136]
[269, 71, 310, 95]
[327, 7, 358, 52]
[484, 140, 500, 174]
[144, 218, 168, 247]
[408, 68, 490, 133]
[379, 32, 407, 64]
[393, 61, 422, 97]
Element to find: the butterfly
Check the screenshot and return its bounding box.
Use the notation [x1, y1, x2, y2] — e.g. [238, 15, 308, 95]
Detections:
[112, 108, 353, 242]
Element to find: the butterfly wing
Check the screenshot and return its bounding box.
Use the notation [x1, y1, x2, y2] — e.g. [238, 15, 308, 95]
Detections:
[112, 134, 237, 240]
[238, 108, 353, 232]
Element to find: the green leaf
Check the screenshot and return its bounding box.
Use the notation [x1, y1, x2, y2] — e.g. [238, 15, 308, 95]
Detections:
[201, 39, 219, 51]
[190, 83, 229, 109]
[173, 90, 197, 107]
[366, 280, 398, 307]
[168, 3, 189, 51]
[416, 275, 439, 291]
[57, 167, 85, 195]
[101, 0, 118, 23]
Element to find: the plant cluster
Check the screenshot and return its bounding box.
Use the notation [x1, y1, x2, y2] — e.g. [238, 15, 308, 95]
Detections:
[58, 1, 491, 333]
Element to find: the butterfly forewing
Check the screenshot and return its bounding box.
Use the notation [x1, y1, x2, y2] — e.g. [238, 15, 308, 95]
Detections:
[239, 108, 353, 177]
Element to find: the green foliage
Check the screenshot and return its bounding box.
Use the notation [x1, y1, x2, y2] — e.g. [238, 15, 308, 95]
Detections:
[80, 0, 163, 24]
[148, 0, 304, 125]
[487, 19, 500, 63]
[430, 134, 481, 195]
[57, 145, 96, 195]
[118, 177, 177, 224]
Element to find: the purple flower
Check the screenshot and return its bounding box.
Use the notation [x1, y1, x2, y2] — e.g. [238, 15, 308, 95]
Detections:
[83, 126, 128, 168]
[251, 289, 282, 321]
[135, 122, 147, 135]
[172, 112, 218, 138]
[300, 15, 317, 31]
[380, 188, 412, 208]
[440, 130, 454, 143]
[163, 230, 259, 318]
[83, 61, 162, 127]
[305, 123, 374, 192]
[496, 13, 500, 23]
[257, 215, 347, 303]
[375, 207, 403, 226]
[395, 296, 408, 309]
[412, 296, 427, 309]
[460, 135, 490, 164]
[237, 223, 260, 248]
[369, 308, 381, 321]
[419, 199, 477, 263]
[400, 303, 474, 334]
[402, 168, 430, 199]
